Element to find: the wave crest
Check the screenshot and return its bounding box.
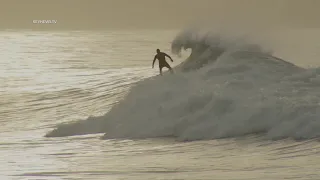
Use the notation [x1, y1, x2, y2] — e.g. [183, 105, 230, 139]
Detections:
[46, 28, 320, 141]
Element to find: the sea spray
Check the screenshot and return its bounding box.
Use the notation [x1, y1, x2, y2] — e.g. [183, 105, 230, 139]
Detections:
[46, 28, 320, 141]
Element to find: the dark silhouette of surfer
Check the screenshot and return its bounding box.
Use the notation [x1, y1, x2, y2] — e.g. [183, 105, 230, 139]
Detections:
[152, 49, 174, 76]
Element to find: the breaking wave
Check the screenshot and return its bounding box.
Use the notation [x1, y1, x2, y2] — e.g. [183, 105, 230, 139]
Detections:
[46, 28, 320, 141]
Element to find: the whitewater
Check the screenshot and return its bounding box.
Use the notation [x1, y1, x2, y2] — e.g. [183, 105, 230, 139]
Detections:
[47, 28, 320, 141]
[1, 28, 319, 180]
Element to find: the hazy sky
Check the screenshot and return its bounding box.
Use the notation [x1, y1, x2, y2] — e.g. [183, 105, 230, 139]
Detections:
[1, 0, 320, 30]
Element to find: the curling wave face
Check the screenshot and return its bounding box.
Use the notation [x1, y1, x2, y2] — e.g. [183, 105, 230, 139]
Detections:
[46, 29, 320, 141]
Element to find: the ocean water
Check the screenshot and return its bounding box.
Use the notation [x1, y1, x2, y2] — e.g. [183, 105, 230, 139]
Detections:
[0, 28, 319, 180]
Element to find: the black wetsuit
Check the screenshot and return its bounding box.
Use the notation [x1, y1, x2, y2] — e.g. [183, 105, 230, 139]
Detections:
[154, 52, 173, 75]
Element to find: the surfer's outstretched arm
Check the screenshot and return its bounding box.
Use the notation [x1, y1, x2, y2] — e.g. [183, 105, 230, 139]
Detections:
[152, 55, 157, 68]
[164, 53, 173, 62]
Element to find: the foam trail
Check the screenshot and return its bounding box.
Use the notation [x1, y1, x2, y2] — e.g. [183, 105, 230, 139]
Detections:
[46, 28, 320, 141]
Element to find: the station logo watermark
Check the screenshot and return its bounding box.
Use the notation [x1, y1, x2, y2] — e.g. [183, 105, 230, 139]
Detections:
[32, 20, 58, 24]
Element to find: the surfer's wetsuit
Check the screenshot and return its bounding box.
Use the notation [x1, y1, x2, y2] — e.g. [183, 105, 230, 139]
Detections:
[152, 49, 174, 75]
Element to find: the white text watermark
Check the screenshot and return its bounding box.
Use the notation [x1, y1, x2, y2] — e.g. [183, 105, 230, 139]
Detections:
[32, 20, 57, 24]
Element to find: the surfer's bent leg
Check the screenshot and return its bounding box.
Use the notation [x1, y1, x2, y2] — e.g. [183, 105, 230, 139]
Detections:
[159, 66, 163, 76]
[166, 64, 174, 74]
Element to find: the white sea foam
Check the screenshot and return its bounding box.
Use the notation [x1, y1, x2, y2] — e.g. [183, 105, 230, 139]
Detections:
[46, 28, 320, 141]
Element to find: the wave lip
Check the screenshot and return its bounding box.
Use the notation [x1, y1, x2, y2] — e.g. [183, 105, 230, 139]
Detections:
[47, 29, 320, 141]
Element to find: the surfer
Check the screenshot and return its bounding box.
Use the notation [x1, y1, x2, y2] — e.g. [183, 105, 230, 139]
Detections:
[152, 49, 174, 76]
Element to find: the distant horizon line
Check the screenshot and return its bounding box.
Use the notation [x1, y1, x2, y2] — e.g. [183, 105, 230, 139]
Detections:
[0, 27, 182, 32]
